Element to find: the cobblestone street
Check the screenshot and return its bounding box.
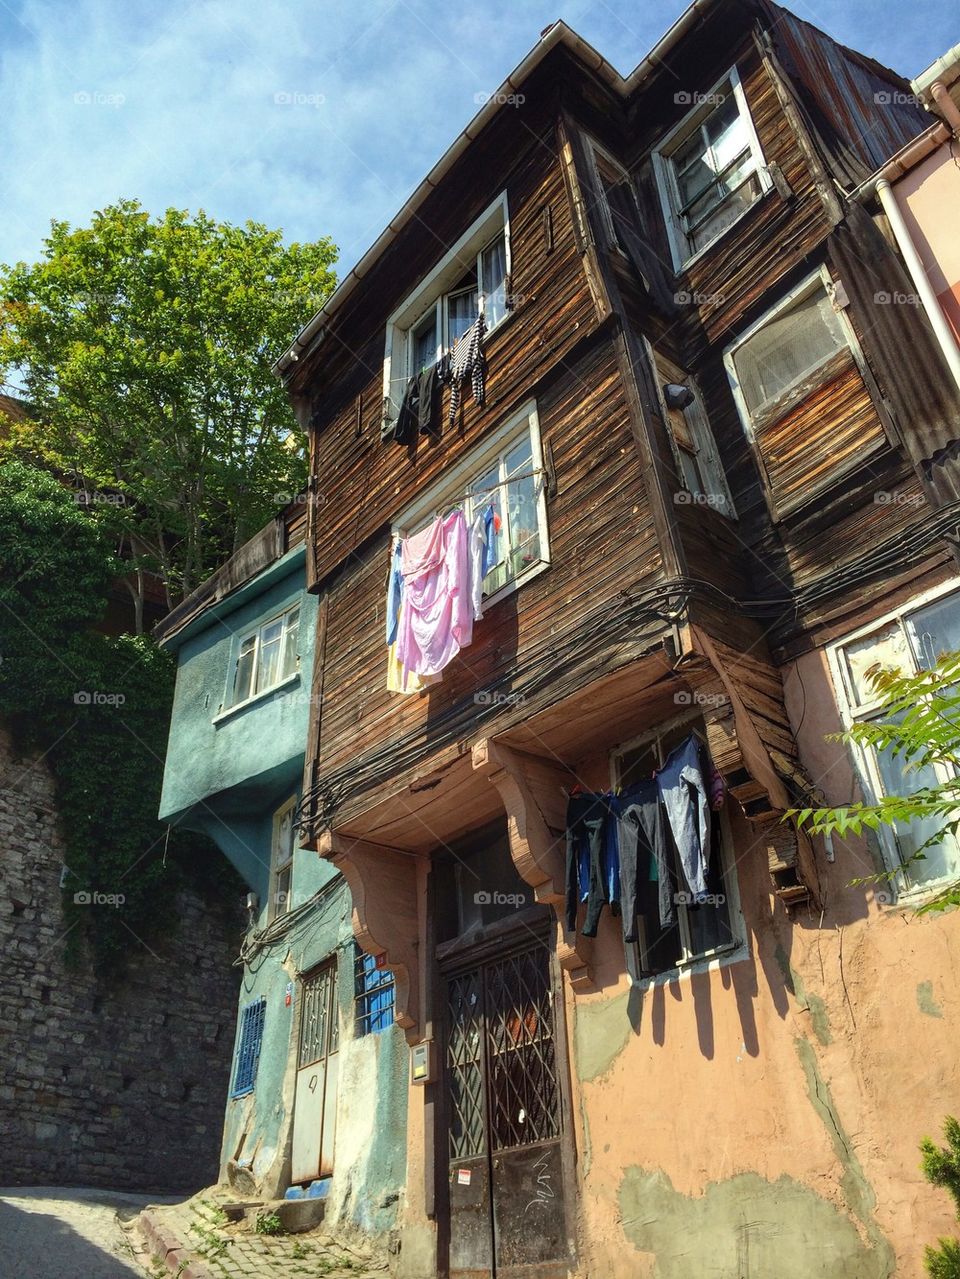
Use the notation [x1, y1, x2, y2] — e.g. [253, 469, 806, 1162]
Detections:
[137, 1190, 390, 1279]
[0, 1186, 158, 1279]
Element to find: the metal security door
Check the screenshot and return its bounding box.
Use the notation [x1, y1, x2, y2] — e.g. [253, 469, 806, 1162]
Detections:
[291, 961, 339, 1185]
[446, 941, 569, 1279]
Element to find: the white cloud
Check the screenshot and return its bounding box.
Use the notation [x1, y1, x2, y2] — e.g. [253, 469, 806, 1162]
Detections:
[0, 0, 955, 279]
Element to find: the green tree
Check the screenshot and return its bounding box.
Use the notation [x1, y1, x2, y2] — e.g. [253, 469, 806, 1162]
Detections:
[790, 651, 960, 913]
[921, 1118, 960, 1278]
[0, 199, 335, 615]
[0, 458, 238, 977]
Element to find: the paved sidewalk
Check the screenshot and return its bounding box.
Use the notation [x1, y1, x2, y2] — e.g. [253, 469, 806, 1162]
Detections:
[0, 1185, 166, 1279]
[137, 1189, 390, 1279]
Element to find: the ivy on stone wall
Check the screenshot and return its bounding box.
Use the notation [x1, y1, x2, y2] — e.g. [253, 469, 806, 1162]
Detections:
[0, 459, 238, 979]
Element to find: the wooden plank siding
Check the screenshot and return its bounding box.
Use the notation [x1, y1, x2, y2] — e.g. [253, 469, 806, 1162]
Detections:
[310, 339, 666, 826]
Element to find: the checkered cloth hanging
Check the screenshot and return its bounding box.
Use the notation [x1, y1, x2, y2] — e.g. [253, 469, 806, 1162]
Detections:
[448, 312, 486, 424]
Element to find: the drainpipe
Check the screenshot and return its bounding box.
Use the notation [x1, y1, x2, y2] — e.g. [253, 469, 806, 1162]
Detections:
[929, 79, 960, 133]
[873, 175, 960, 393]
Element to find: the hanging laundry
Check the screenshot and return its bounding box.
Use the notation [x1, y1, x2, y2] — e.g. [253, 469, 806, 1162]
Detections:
[656, 735, 711, 898]
[468, 504, 502, 621]
[385, 364, 441, 445]
[386, 539, 403, 646]
[395, 509, 473, 678]
[446, 312, 486, 424]
[481, 504, 501, 578]
[387, 601, 440, 694]
[708, 761, 725, 810]
[564, 792, 619, 938]
[617, 778, 674, 938]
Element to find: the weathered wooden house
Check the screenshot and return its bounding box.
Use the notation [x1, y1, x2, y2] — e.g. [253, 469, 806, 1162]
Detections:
[276, 3, 960, 1275]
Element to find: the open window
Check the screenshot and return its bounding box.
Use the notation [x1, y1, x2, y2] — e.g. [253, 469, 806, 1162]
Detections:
[830, 584, 960, 899]
[384, 193, 511, 412]
[230, 605, 300, 708]
[394, 400, 549, 607]
[613, 717, 742, 978]
[723, 268, 889, 519]
[652, 67, 772, 268]
[653, 349, 735, 518]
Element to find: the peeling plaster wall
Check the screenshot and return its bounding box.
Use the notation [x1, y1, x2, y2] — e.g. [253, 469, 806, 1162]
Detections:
[562, 724, 960, 1278]
[221, 871, 408, 1246]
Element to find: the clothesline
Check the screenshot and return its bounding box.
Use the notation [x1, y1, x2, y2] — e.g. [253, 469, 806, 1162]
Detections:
[437, 468, 546, 518]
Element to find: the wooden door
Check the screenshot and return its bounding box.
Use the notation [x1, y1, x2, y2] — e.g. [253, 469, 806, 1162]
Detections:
[291, 961, 339, 1184]
[446, 941, 570, 1278]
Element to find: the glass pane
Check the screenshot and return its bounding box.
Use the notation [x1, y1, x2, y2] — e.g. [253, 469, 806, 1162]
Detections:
[688, 172, 760, 252]
[704, 94, 745, 167]
[481, 235, 507, 329]
[275, 803, 295, 866]
[411, 310, 438, 374]
[256, 619, 283, 693]
[733, 287, 845, 416]
[281, 608, 300, 679]
[873, 719, 956, 887]
[504, 436, 540, 578]
[842, 622, 911, 708]
[685, 149, 754, 229]
[906, 591, 960, 670]
[679, 448, 703, 496]
[233, 635, 256, 704]
[447, 288, 479, 346]
[274, 864, 291, 915]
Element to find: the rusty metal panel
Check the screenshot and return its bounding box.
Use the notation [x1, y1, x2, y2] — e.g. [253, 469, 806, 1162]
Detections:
[770, 8, 928, 185]
[448, 1155, 494, 1278]
[492, 1141, 568, 1278]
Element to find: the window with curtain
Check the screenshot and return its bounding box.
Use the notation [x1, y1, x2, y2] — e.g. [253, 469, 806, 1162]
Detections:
[731, 285, 846, 421]
[231, 606, 300, 707]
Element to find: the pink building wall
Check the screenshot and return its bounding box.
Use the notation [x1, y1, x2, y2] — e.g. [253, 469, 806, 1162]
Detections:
[893, 144, 960, 339]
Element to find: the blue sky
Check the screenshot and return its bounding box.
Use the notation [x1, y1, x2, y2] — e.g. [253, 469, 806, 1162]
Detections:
[0, 0, 955, 279]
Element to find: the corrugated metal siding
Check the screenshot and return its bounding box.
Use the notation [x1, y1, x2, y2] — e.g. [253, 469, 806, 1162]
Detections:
[769, 5, 929, 185]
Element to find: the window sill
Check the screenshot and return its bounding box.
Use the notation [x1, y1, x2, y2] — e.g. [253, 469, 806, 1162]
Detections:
[629, 938, 747, 989]
[213, 672, 301, 725]
[881, 877, 960, 911]
[479, 556, 550, 614]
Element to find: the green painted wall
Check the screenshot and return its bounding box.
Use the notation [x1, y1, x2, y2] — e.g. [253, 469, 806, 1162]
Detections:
[158, 546, 319, 898]
[159, 545, 406, 1234]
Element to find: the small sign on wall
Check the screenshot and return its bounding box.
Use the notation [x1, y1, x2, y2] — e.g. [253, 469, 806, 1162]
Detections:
[285, 982, 294, 1008]
[457, 1168, 472, 1186]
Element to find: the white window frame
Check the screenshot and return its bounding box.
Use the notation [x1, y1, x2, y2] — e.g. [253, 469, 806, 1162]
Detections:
[826, 577, 960, 905]
[610, 710, 747, 987]
[722, 267, 862, 443]
[223, 604, 301, 715]
[393, 399, 549, 611]
[650, 344, 736, 519]
[652, 65, 773, 271]
[269, 795, 298, 920]
[383, 192, 511, 417]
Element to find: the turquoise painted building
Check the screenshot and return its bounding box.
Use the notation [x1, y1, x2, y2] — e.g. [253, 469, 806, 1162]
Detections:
[156, 510, 407, 1239]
